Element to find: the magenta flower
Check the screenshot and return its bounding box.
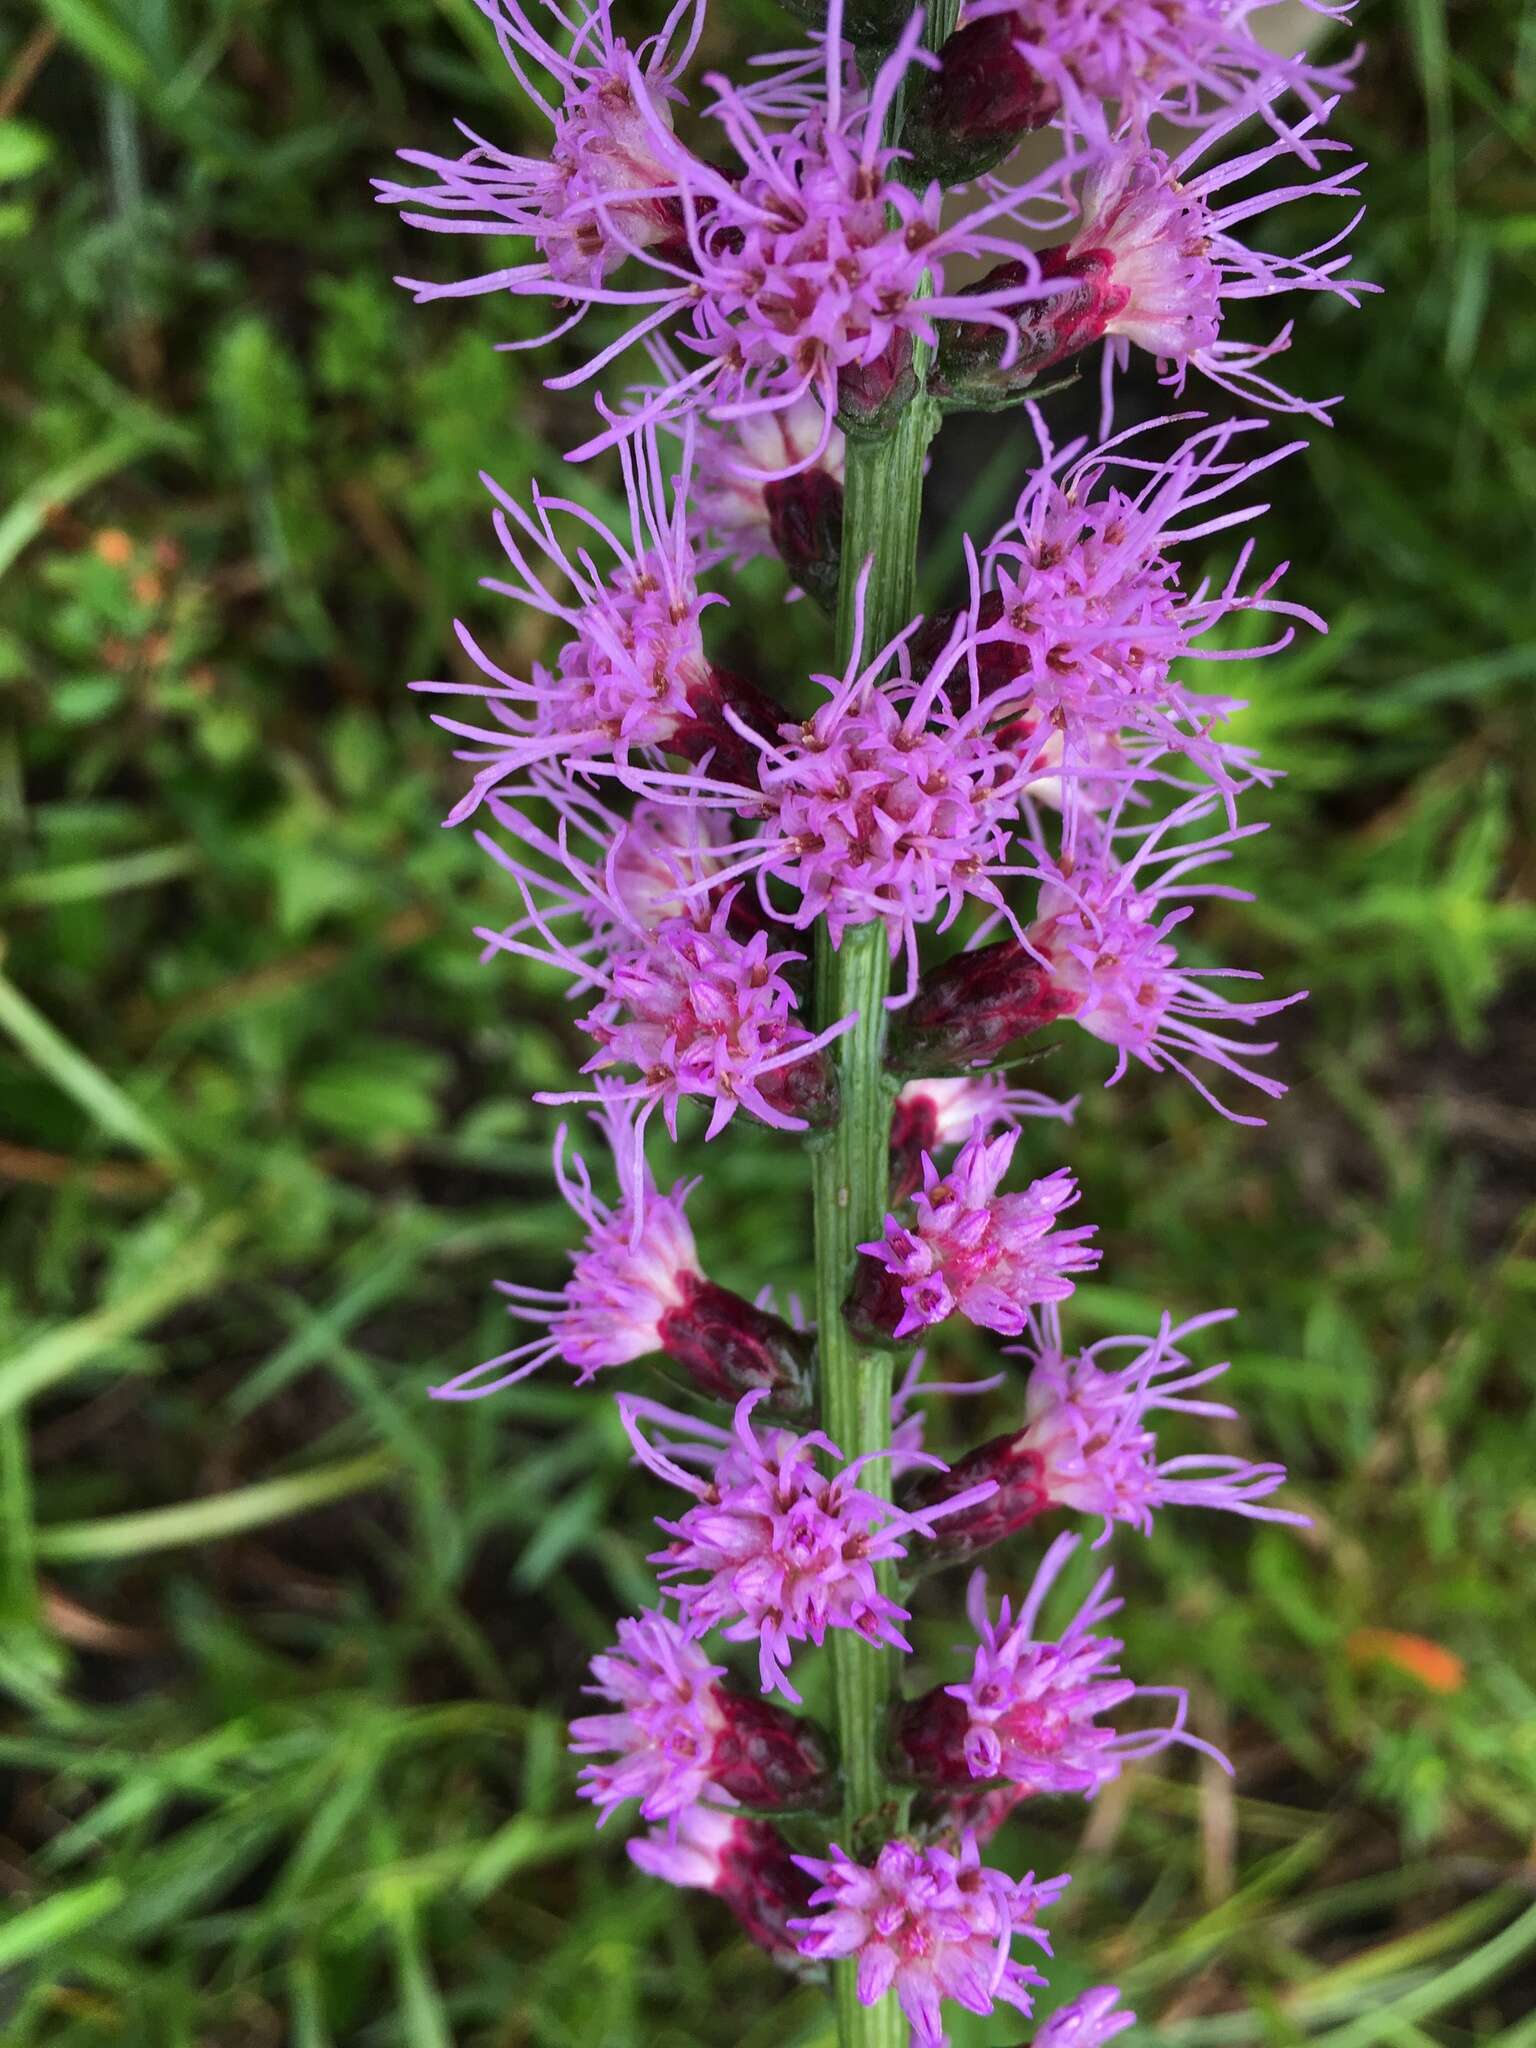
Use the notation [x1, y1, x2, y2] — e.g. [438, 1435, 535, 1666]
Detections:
[411, 424, 735, 820]
[571, 1609, 832, 1828]
[474, 799, 850, 1142]
[1034, 1987, 1137, 2048]
[1019, 793, 1306, 1122]
[743, 624, 1037, 976]
[1058, 110, 1373, 420]
[952, 412, 1321, 814]
[1014, 1307, 1308, 1539]
[430, 1087, 812, 1408]
[964, 0, 1360, 143]
[854, 1120, 1100, 1340]
[430, 1093, 700, 1401]
[630, 1805, 816, 1962]
[938, 104, 1373, 421]
[377, 0, 700, 295]
[790, 1832, 1069, 2048]
[388, 0, 1088, 463]
[905, 1306, 1307, 1555]
[570, 1610, 730, 1827]
[621, 1389, 995, 1702]
[893, 1532, 1230, 1793]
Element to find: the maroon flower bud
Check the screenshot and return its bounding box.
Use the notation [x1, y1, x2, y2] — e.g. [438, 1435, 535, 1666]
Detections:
[763, 466, 844, 613]
[913, 592, 1034, 718]
[844, 1252, 915, 1349]
[757, 1044, 842, 1133]
[838, 334, 920, 437]
[888, 1089, 941, 1207]
[717, 1817, 820, 1959]
[937, 1781, 1028, 1848]
[931, 249, 1111, 412]
[672, 664, 785, 786]
[899, 1431, 1050, 1565]
[890, 1686, 974, 1789]
[713, 1689, 836, 1812]
[905, 14, 1060, 187]
[631, 1810, 817, 1964]
[656, 1273, 815, 1417]
[887, 939, 1079, 1079]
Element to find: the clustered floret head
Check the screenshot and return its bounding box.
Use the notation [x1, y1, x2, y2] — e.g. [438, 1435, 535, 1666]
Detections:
[392, 0, 1357, 2035]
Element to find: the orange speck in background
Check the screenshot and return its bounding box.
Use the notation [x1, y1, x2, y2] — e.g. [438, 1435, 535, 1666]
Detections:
[93, 529, 134, 566]
[1346, 1628, 1465, 1694]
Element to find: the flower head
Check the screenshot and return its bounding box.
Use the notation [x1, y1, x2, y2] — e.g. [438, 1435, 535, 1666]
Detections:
[1021, 793, 1306, 1122]
[965, 0, 1359, 144]
[790, 1832, 1069, 2048]
[894, 1533, 1230, 1793]
[475, 798, 850, 1142]
[570, 1610, 729, 1826]
[855, 1121, 1100, 1340]
[1059, 113, 1373, 420]
[1014, 1306, 1308, 1540]
[431, 1092, 700, 1401]
[954, 412, 1319, 818]
[936, 106, 1373, 422]
[1035, 1987, 1137, 2048]
[622, 1389, 995, 1701]
[377, 0, 700, 294]
[413, 425, 734, 820]
[571, 1609, 832, 1828]
[901, 1306, 1307, 1556]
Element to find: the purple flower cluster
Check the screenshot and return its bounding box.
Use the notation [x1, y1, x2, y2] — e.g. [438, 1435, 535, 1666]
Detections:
[390, 0, 1358, 2038]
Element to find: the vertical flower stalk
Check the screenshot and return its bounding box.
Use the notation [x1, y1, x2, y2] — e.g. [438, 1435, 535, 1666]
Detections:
[811, 18, 956, 2036]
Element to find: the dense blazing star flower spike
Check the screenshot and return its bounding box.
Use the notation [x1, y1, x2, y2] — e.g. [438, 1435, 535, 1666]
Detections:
[393, 0, 1366, 2036]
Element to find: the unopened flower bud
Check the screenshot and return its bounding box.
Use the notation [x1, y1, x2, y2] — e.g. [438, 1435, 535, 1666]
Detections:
[763, 467, 844, 613]
[757, 1044, 841, 1132]
[672, 665, 787, 787]
[656, 1275, 815, 1416]
[931, 252, 1105, 411]
[712, 1688, 837, 1811]
[630, 1807, 817, 1963]
[838, 335, 920, 437]
[890, 1687, 974, 1788]
[905, 14, 1059, 187]
[888, 940, 1079, 1078]
[898, 1432, 1050, 1565]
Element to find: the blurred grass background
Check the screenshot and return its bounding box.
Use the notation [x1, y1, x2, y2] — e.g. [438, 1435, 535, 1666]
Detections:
[2, 0, 1536, 2042]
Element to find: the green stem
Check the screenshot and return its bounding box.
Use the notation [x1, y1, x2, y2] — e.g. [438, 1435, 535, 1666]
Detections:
[812, 397, 939, 2048]
[809, 16, 953, 2042]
